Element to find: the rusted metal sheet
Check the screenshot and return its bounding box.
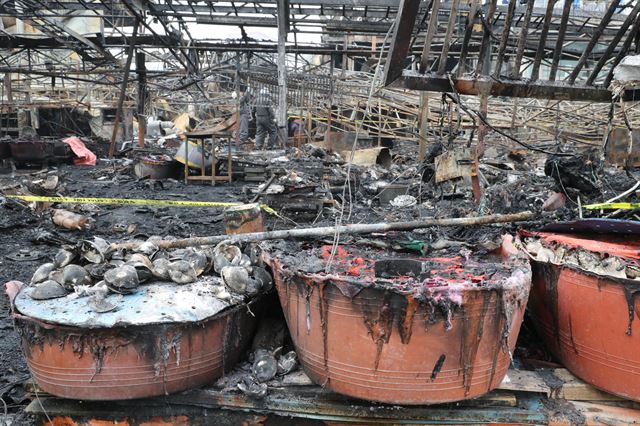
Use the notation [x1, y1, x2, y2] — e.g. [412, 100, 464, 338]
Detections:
[261, 241, 531, 405]
[523, 231, 640, 402]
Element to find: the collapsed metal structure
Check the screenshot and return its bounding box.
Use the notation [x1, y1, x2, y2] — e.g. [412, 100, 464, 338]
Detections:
[1, 0, 640, 143]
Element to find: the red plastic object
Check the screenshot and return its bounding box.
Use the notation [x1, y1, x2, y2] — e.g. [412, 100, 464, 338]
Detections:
[6, 281, 257, 400]
[529, 242, 640, 401]
[262, 244, 531, 405]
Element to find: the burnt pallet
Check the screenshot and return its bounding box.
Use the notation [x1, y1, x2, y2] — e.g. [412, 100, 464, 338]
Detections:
[26, 385, 547, 425]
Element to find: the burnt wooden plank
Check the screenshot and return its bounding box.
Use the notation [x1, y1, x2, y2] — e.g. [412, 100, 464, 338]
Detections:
[492, 0, 517, 78]
[511, 0, 535, 78]
[586, 1, 640, 86]
[567, 0, 622, 84]
[530, 0, 557, 82]
[549, 0, 573, 81]
[419, 0, 441, 73]
[398, 71, 638, 102]
[436, 0, 461, 75]
[474, 0, 497, 75]
[604, 14, 640, 87]
[383, 0, 422, 86]
[456, 0, 479, 77]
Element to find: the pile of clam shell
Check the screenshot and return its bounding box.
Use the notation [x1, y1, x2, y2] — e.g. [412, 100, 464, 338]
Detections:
[28, 236, 273, 313]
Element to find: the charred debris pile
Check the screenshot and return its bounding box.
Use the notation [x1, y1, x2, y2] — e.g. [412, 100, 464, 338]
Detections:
[3, 132, 640, 419]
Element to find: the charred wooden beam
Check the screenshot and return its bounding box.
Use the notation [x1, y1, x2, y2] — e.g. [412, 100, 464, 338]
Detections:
[586, 1, 640, 86]
[530, 0, 557, 82]
[108, 20, 139, 159]
[605, 12, 640, 87]
[511, 0, 534, 78]
[492, 0, 517, 78]
[383, 0, 422, 86]
[398, 71, 634, 102]
[419, 0, 440, 73]
[456, 0, 479, 77]
[549, 0, 572, 81]
[474, 0, 497, 75]
[436, 0, 460, 75]
[567, 0, 621, 84]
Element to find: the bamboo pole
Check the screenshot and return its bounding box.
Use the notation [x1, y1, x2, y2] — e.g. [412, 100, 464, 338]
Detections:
[111, 211, 537, 250]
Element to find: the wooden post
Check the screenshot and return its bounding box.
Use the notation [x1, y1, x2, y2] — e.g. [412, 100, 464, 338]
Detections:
[567, 0, 621, 84]
[549, 0, 573, 81]
[276, 0, 289, 148]
[530, 0, 557, 82]
[136, 51, 146, 148]
[109, 20, 139, 158]
[475, 0, 497, 75]
[472, 94, 488, 204]
[419, 0, 441, 73]
[512, 0, 535, 78]
[493, 0, 517, 78]
[437, 0, 460, 75]
[327, 55, 334, 151]
[457, 0, 479, 78]
[419, 92, 429, 162]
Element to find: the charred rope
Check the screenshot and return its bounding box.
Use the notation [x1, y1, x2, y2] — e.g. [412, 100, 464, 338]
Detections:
[112, 211, 537, 250]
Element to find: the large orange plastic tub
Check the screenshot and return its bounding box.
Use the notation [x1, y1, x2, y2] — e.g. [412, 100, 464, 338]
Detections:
[6, 280, 257, 400]
[527, 231, 640, 401]
[262, 242, 531, 404]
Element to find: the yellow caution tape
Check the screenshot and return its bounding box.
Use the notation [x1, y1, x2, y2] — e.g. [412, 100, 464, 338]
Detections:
[583, 202, 640, 210]
[3, 195, 278, 215]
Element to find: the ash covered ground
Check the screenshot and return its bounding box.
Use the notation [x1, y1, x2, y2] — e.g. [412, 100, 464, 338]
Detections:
[0, 139, 635, 421]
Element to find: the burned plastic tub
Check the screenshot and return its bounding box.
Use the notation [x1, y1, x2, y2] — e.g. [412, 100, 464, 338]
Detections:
[523, 230, 640, 402]
[5, 279, 257, 400]
[261, 241, 531, 404]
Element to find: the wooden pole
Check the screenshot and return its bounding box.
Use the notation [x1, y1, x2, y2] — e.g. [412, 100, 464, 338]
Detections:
[604, 13, 640, 87]
[475, 0, 497, 75]
[457, 0, 479, 78]
[419, 0, 441, 74]
[276, 0, 289, 148]
[472, 94, 488, 204]
[512, 0, 535, 78]
[567, 0, 621, 84]
[586, 1, 640, 86]
[493, 0, 517, 78]
[419, 92, 429, 162]
[109, 20, 139, 158]
[437, 0, 461, 75]
[327, 54, 334, 151]
[530, 0, 557, 82]
[136, 51, 146, 149]
[112, 210, 537, 250]
[549, 0, 573, 81]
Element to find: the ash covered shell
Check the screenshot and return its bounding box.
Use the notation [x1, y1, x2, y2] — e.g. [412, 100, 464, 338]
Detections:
[14, 277, 233, 328]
